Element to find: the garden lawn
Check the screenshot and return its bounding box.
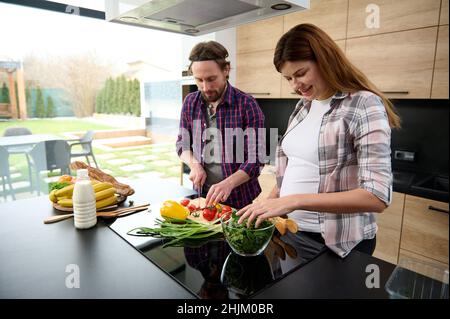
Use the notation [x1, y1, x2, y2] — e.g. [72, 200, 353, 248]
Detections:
[0, 118, 118, 136]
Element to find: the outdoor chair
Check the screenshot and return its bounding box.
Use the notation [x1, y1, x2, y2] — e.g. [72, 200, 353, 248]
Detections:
[68, 130, 99, 168]
[2, 127, 34, 190]
[0, 145, 16, 200]
[28, 140, 71, 195]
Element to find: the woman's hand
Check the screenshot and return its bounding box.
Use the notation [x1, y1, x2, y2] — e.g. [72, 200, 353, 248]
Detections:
[236, 197, 295, 228]
[205, 179, 234, 207]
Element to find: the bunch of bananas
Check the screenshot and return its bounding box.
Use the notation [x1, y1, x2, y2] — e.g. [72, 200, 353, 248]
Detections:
[49, 181, 118, 209]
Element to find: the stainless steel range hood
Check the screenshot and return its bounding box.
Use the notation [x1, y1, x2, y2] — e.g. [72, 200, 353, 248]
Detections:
[105, 0, 309, 36]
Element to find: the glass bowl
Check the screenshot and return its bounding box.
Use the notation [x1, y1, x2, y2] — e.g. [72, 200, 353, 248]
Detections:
[221, 215, 275, 257]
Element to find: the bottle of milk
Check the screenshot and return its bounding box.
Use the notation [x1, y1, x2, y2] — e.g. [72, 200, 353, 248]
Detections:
[73, 169, 97, 229]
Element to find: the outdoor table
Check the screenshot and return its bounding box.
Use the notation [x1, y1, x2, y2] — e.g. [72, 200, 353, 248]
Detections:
[0, 134, 64, 191]
[0, 134, 63, 148]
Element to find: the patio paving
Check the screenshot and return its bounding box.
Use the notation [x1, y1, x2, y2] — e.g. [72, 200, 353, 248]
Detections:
[136, 155, 159, 161]
[96, 153, 117, 160]
[106, 158, 132, 166]
[148, 148, 169, 154]
[120, 164, 146, 172]
[151, 160, 175, 167]
[123, 150, 146, 156]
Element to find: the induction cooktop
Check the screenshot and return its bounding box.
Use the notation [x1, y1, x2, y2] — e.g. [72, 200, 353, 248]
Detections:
[108, 205, 327, 299]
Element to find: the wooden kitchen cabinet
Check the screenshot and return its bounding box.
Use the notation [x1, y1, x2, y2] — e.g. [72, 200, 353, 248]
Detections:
[280, 40, 346, 98]
[347, 0, 441, 38]
[346, 27, 437, 99]
[236, 16, 283, 53]
[283, 0, 348, 40]
[236, 16, 283, 98]
[431, 25, 449, 99]
[236, 50, 281, 98]
[373, 192, 405, 265]
[400, 195, 449, 265]
[440, 0, 449, 25]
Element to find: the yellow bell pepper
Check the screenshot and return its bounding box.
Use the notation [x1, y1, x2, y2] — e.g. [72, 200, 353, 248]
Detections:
[160, 200, 189, 220]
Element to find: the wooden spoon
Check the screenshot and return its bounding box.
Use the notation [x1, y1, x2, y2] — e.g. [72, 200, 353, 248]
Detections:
[270, 238, 286, 260]
[273, 234, 298, 259]
[44, 204, 150, 224]
[271, 217, 298, 235]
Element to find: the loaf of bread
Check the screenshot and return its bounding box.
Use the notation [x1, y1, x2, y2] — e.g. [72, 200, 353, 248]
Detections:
[70, 161, 135, 196]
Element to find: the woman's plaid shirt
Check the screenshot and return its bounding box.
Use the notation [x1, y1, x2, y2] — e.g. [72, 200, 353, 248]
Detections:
[276, 91, 393, 257]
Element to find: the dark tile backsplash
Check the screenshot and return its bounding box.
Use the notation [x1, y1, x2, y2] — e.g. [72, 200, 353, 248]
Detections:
[257, 98, 449, 176]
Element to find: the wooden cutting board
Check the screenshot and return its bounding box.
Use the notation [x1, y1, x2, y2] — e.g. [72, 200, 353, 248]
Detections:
[183, 197, 231, 224]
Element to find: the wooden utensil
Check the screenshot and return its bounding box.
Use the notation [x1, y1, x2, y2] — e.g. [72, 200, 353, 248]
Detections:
[271, 217, 298, 235]
[44, 203, 150, 224]
[270, 238, 286, 260]
[273, 234, 297, 259]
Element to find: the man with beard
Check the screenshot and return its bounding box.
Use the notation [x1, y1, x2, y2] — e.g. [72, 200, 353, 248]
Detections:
[176, 41, 265, 209]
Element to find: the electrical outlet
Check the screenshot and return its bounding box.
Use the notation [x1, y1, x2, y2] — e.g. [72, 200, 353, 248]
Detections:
[394, 150, 416, 162]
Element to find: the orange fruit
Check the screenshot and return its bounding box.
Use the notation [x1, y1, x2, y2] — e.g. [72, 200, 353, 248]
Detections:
[58, 175, 73, 183]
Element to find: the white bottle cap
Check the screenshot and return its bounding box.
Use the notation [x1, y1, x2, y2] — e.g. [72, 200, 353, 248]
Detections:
[76, 169, 89, 180]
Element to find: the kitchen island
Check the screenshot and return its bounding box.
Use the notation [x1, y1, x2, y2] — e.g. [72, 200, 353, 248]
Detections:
[0, 177, 396, 299]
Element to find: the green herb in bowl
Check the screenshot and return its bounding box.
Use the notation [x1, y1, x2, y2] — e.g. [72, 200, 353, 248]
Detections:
[221, 211, 275, 257]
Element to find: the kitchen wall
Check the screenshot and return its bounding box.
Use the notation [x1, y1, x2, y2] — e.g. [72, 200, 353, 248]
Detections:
[257, 98, 449, 175]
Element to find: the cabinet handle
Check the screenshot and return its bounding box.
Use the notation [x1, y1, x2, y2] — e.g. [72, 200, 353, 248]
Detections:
[428, 205, 449, 214]
[248, 92, 271, 96]
[382, 91, 410, 94]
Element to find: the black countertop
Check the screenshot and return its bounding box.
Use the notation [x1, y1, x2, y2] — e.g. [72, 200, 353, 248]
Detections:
[0, 177, 396, 299]
[393, 170, 449, 203]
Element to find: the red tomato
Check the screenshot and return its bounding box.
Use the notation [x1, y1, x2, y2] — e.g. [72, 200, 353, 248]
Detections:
[220, 212, 231, 221]
[221, 205, 232, 213]
[180, 199, 190, 207]
[202, 208, 216, 221]
[217, 205, 231, 219]
[187, 204, 198, 212]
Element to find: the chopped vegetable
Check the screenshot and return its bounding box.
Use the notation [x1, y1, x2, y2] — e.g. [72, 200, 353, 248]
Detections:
[187, 204, 198, 212]
[127, 217, 223, 247]
[180, 198, 190, 207]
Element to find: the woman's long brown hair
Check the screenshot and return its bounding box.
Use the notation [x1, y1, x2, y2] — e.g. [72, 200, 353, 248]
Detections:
[274, 23, 401, 128]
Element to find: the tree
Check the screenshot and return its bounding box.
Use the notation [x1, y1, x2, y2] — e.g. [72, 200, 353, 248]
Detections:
[23, 53, 114, 117]
[25, 82, 33, 117]
[117, 75, 127, 114]
[95, 89, 104, 114]
[104, 77, 114, 114]
[62, 52, 111, 117]
[35, 86, 45, 118]
[46, 95, 56, 117]
[132, 79, 141, 116]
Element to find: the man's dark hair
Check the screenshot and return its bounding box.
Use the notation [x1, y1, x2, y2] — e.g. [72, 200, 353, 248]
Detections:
[188, 41, 230, 76]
